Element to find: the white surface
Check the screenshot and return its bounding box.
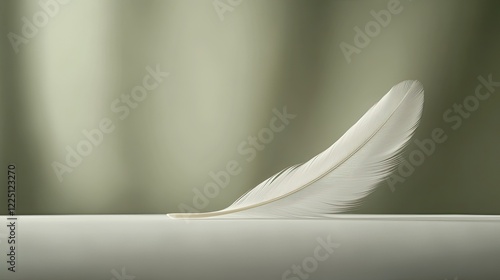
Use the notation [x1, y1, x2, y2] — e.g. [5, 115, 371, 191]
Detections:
[1, 215, 499, 280]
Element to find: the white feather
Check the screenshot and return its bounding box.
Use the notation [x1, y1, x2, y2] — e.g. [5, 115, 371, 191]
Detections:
[168, 80, 424, 219]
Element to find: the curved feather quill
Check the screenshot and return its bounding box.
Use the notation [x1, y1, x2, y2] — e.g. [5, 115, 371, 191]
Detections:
[168, 80, 424, 219]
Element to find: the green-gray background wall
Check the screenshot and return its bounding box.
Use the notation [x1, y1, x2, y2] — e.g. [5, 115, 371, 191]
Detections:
[1, 0, 499, 215]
